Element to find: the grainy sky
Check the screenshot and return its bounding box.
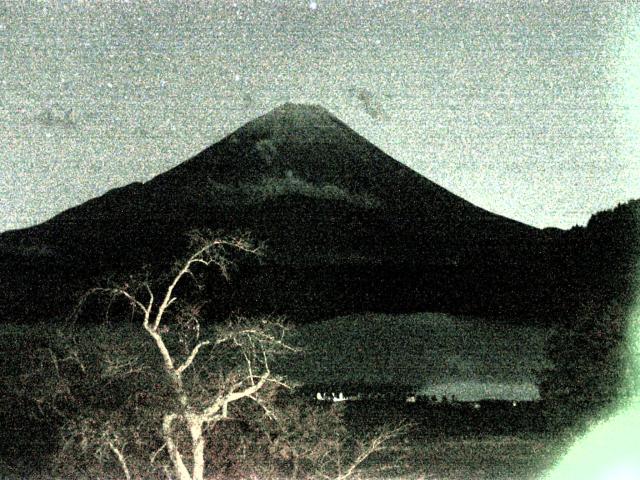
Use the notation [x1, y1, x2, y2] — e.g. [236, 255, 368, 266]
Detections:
[1, 0, 639, 232]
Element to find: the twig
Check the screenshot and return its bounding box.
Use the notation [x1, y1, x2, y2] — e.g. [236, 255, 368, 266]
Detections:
[108, 441, 131, 480]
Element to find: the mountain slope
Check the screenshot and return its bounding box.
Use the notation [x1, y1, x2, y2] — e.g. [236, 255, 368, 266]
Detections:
[150, 103, 532, 229]
[2, 104, 542, 264]
[0, 103, 558, 323]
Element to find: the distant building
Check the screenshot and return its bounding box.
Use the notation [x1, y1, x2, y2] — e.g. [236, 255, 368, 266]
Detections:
[309, 383, 414, 403]
[315, 391, 348, 402]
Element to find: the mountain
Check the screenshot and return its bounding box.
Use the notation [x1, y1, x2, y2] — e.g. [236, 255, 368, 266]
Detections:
[0, 103, 563, 324]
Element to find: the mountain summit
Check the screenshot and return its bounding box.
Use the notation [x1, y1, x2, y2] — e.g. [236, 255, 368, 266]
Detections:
[156, 103, 495, 213]
[0, 104, 556, 323]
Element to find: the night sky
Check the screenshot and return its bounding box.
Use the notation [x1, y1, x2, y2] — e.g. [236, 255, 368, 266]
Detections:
[1, 1, 639, 232]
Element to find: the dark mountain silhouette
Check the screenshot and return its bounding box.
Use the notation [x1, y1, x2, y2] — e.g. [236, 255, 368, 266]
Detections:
[0, 103, 633, 325]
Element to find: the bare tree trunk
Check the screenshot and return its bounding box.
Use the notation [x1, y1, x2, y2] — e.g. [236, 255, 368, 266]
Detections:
[89, 235, 293, 480]
[189, 416, 206, 480]
[163, 413, 192, 480]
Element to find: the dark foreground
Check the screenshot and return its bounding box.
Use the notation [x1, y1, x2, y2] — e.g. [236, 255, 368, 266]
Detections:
[0, 324, 585, 479]
[367, 433, 564, 480]
[0, 399, 578, 479]
[342, 401, 572, 479]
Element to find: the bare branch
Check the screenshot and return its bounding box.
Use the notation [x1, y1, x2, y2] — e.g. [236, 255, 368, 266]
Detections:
[176, 340, 211, 375]
[108, 441, 131, 480]
[202, 371, 270, 422]
[113, 288, 150, 317]
[150, 443, 167, 466]
[144, 284, 155, 323]
[143, 322, 177, 378]
[224, 371, 270, 405]
[213, 323, 299, 354]
[248, 394, 277, 420]
[154, 240, 227, 331]
[334, 424, 408, 480]
[266, 376, 292, 390]
[60, 349, 87, 374]
[242, 349, 255, 386]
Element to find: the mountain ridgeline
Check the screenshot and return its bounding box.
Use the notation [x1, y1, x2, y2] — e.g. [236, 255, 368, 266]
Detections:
[0, 104, 638, 326]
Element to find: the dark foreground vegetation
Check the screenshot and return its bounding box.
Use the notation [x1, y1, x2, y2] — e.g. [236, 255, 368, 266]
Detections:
[0, 317, 410, 479]
[0, 319, 622, 480]
[0, 234, 409, 480]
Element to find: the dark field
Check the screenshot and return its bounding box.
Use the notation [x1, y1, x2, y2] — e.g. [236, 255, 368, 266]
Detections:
[341, 401, 576, 479]
[0, 323, 586, 479]
[0, 391, 576, 479]
[363, 433, 565, 480]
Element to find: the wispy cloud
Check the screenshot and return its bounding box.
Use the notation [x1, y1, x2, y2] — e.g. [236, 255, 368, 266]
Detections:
[35, 104, 81, 128]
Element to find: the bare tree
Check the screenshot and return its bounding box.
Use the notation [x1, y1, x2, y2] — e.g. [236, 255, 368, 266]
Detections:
[7, 231, 406, 479]
[80, 232, 295, 480]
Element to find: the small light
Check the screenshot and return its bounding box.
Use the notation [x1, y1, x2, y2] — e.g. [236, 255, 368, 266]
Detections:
[309, 1, 318, 10]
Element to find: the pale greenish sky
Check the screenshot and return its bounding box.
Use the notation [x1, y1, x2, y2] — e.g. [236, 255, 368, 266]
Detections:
[1, 1, 639, 231]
